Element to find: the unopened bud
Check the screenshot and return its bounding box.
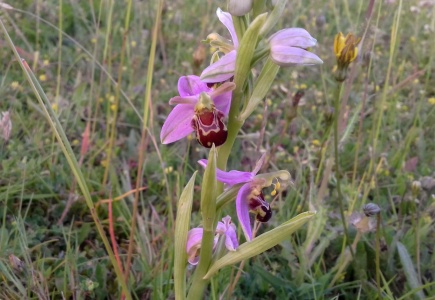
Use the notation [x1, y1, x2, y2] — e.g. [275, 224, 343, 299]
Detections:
[411, 180, 422, 197]
[228, 0, 253, 16]
[333, 32, 361, 82]
[363, 203, 381, 217]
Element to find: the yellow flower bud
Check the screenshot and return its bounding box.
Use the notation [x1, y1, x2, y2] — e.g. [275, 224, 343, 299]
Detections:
[333, 32, 361, 82]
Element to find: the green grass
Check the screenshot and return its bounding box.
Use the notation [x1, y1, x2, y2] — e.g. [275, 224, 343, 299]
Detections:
[1, 0, 435, 299]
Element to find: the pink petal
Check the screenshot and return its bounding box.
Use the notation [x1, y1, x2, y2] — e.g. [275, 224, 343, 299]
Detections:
[200, 50, 237, 83]
[270, 46, 323, 66]
[160, 104, 194, 144]
[178, 75, 210, 97]
[169, 95, 199, 105]
[212, 91, 233, 116]
[269, 28, 318, 49]
[236, 183, 253, 241]
[225, 225, 239, 251]
[186, 228, 204, 265]
[215, 221, 226, 235]
[217, 8, 238, 48]
[221, 216, 239, 251]
[186, 228, 204, 252]
[207, 82, 235, 116]
[198, 159, 254, 185]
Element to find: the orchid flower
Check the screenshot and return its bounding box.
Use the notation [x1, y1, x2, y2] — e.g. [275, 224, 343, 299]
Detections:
[268, 28, 323, 66]
[201, 9, 323, 83]
[160, 75, 235, 147]
[200, 9, 239, 83]
[198, 154, 291, 241]
[186, 216, 239, 265]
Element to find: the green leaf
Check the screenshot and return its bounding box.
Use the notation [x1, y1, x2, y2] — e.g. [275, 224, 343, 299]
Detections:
[174, 171, 197, 300]
[204, 211, 316, 279]
[397, 242, 425, 299]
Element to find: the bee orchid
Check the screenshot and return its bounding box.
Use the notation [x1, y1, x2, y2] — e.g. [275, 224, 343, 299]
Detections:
[199, 154, 291, 241]
[160, 75, 235, 147]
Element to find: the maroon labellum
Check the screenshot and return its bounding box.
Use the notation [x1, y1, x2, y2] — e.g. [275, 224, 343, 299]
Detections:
[191, 108, 228, 148]
[248, 192, 272, 223]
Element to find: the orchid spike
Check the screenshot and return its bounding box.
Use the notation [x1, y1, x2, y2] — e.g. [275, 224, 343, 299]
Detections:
[160, 75, 235, 147]
[268, 28, 323, 66]
[198, 154, 291, 241]
[186, 216, 239, 265]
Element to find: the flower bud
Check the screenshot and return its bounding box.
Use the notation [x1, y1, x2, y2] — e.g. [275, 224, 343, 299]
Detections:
[411, 180, 422, 197]
[228, 0, 253, 16]
[363, 203, 381, 217]
[333, 32, 361, 82]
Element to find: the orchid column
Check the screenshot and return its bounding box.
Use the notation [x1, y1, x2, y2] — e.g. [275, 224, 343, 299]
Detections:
[161, 1, 322, 298]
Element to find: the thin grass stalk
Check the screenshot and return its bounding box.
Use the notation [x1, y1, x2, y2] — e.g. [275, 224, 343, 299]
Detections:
[49, 0, 63, 164]
[103, 0, 132, 185]
[55, 0, 63, 114]
[12, 7, 143, 121]
[375, 213, 381, 299]
[124, 0, 164, 281]
[88, 0, 104, 170]
[333, 82, 353, 258]
[103, 0, 115, 146]
[368, 0, 402, 177]
[0, 19, 132, 299]
[109, 192, 124, 274]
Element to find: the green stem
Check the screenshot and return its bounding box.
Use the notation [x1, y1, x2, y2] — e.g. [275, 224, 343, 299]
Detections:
[375, 214, 381, 299]
[187, 147, 218, 298]
[333, 82, 354, 258]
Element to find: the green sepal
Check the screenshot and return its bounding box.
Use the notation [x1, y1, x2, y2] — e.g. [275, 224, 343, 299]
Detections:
[240, 58, 280, 121]
[233, 13, 268, 96]
[252, 0, 266, 18]
[204, 211, 316, 279]
[173, 171, 197, 300]
[216, 183, 243, 210]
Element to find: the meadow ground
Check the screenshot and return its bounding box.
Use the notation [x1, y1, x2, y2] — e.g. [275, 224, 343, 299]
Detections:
[0, 0, 434, 299]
